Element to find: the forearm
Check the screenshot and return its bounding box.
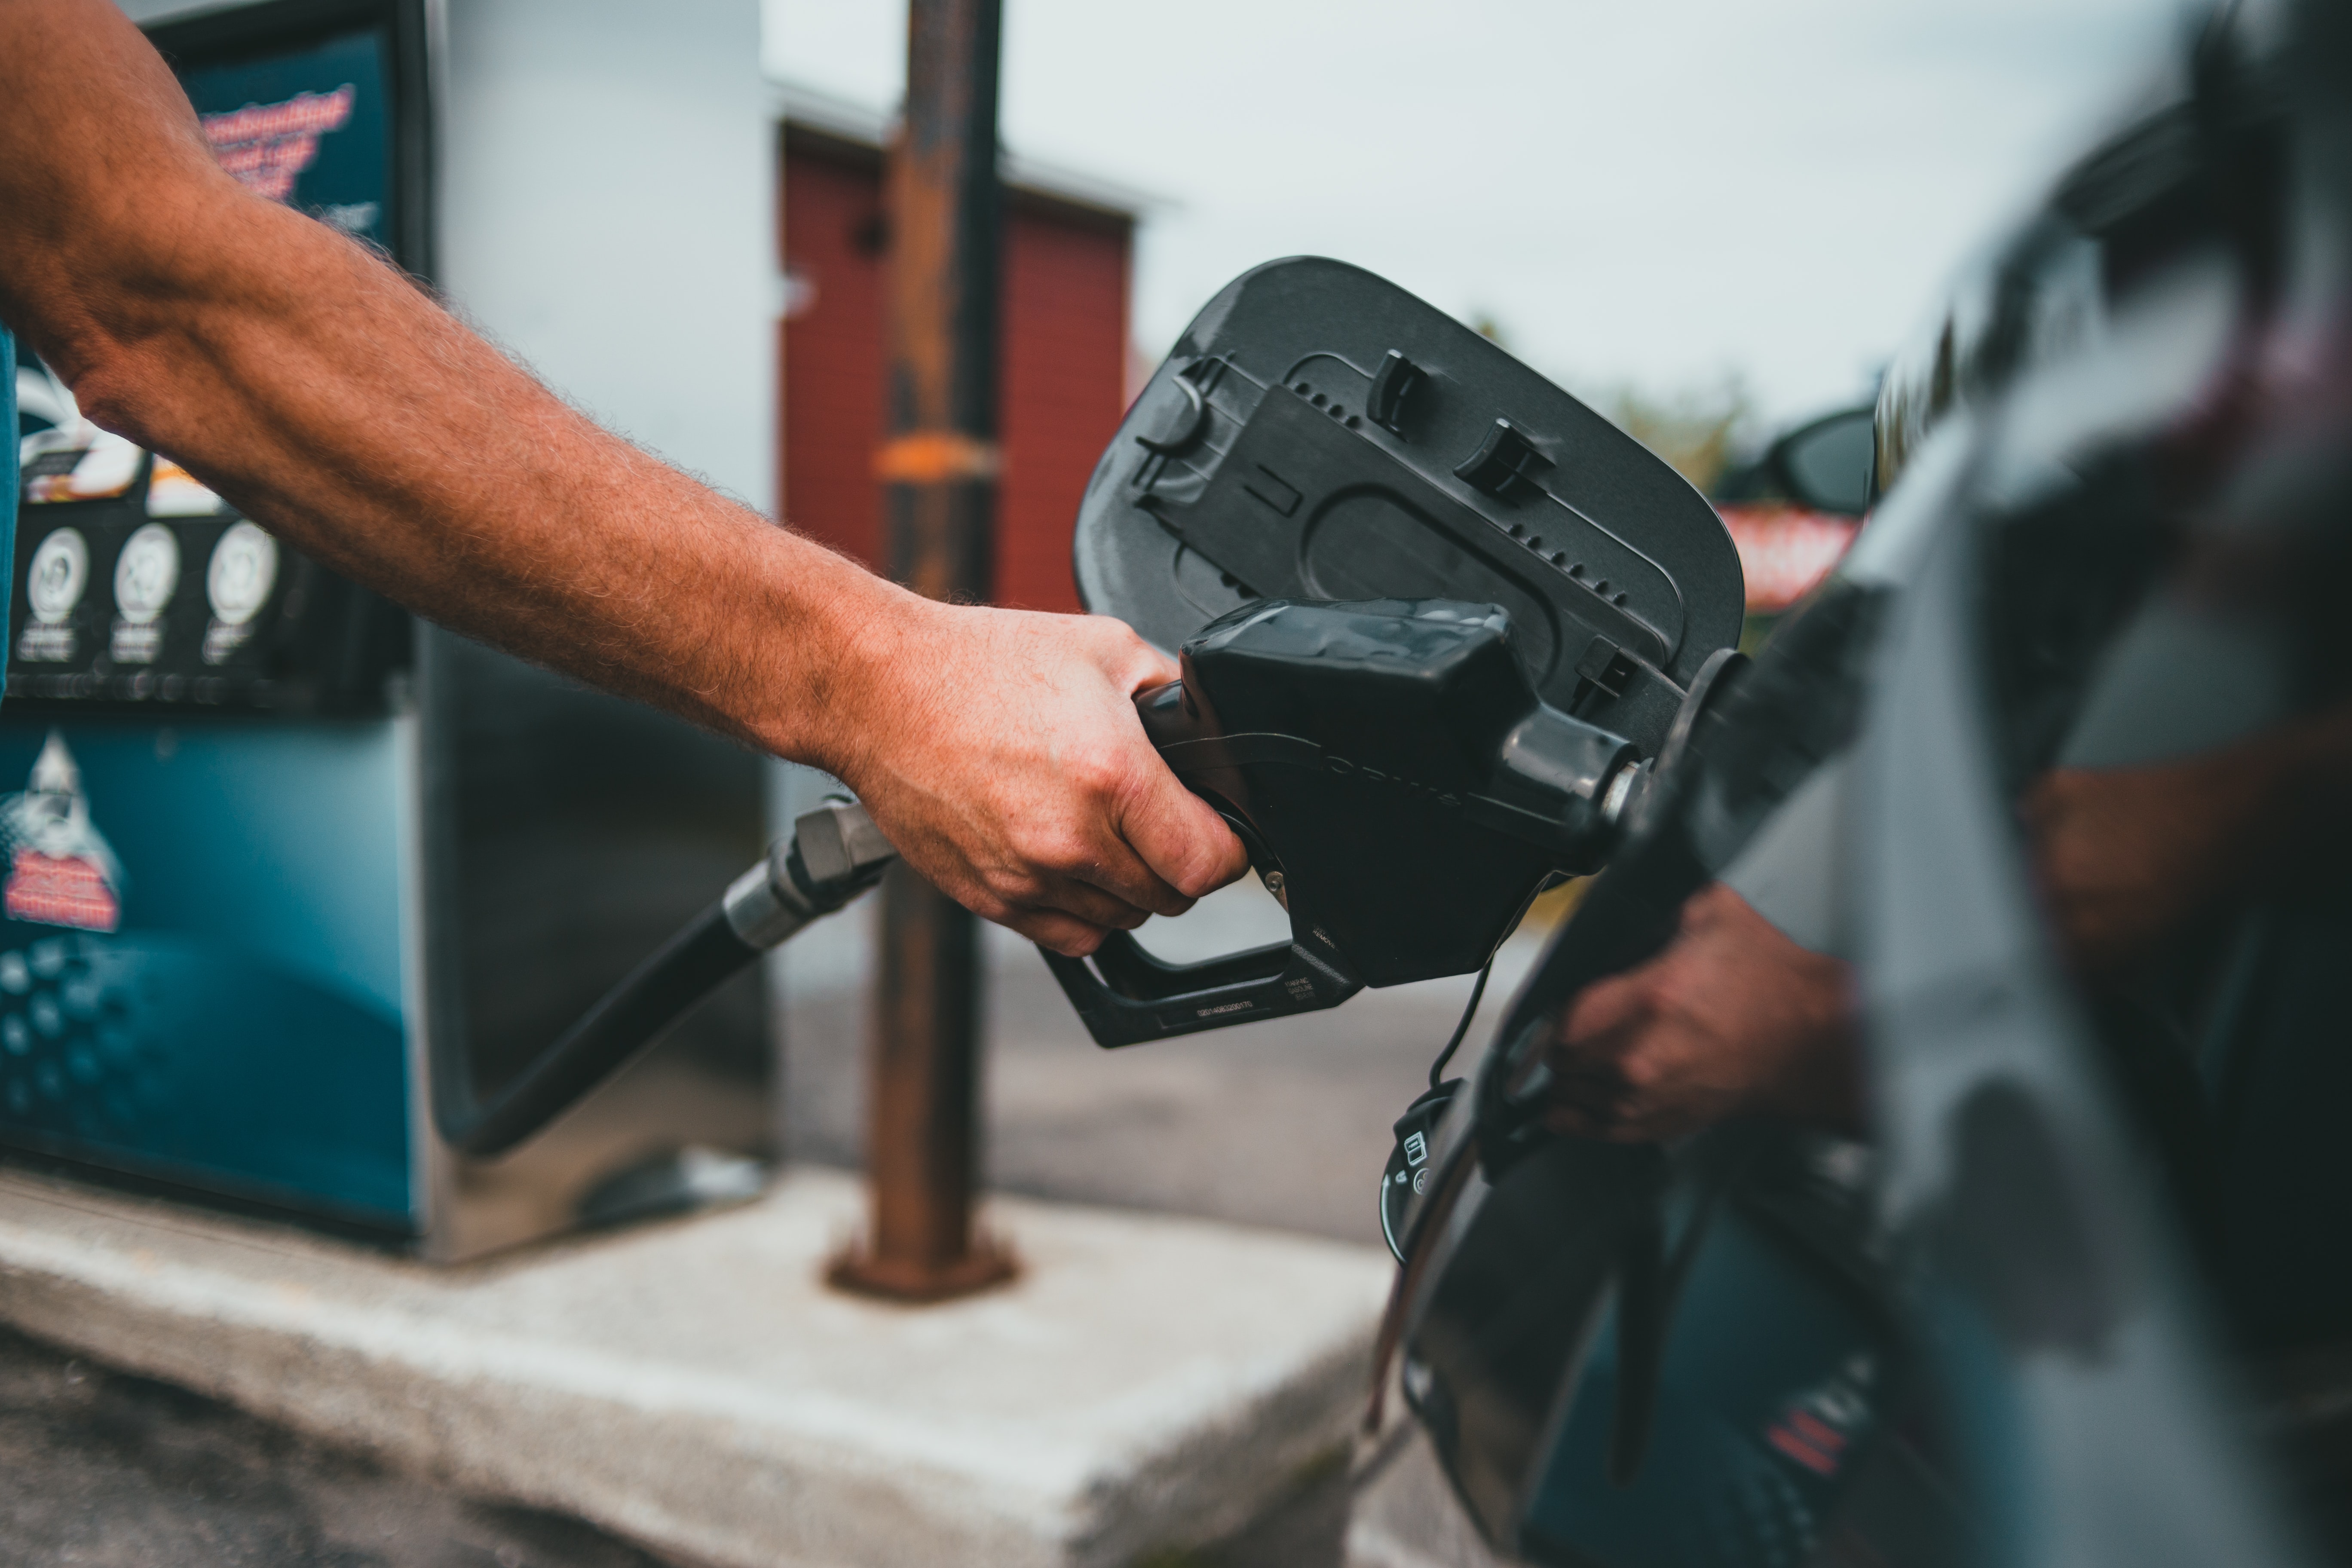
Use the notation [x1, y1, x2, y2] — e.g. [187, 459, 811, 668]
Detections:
[61, 202, 905, 766]
[0, 0, 903, 771]
[0, 0, 1247, 952]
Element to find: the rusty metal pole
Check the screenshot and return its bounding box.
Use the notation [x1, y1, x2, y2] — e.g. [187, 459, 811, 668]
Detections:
[828, 0, 1016, 1302]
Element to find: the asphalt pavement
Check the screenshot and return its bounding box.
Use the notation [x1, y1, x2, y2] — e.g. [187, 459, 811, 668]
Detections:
[0, 1324, 671, 1568]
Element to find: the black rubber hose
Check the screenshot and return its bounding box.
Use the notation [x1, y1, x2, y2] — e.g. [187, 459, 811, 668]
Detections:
[437, 904, 760, 1159]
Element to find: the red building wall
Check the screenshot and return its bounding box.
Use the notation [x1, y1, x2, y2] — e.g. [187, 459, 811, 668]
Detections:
[779, 147, 888, 568]
[780, 130, 1133, 614]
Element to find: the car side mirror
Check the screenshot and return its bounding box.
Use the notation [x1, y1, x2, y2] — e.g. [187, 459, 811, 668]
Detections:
[1767, 407, 1874, 516]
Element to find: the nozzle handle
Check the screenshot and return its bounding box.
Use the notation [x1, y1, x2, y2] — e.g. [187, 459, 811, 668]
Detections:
[1041, 927, 1362, 1049]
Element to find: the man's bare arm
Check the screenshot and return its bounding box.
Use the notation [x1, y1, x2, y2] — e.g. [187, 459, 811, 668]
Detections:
[0, 0, 1244, 952]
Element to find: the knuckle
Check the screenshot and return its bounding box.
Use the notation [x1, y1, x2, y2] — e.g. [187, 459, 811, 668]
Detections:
[1627, 975, 1669, 1018]
[1046, 924, 1106, 958]
[1070, 748, 1133, 803]
[1098, 621, 1153, 662]
[1009, 811, 1090, 874]
[960, 886, 1015, 925]
[1032, 831, 1095, 877]
[984, 864, 1047, 907]
[1169, 856, 1222, 901]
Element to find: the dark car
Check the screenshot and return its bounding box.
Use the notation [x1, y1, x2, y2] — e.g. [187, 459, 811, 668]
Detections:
[1362, 5, 2352, 1565]
[1053, 5, 2352, 1564]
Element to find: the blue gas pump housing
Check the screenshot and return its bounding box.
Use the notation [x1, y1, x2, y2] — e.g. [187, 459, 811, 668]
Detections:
[0, 0, 774, 1259]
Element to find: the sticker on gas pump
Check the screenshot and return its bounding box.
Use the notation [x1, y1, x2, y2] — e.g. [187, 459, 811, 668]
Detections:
[20, 430, 144, 505]
[201, 86, 355, 205]
[1761, 1351, 1878, 1481]
[202, 522, 279, 663]
[16, 530, 88, 664]
[109, 524, 181, 665]
[0, 733, 122, 934]
[146, 457, 228, 518]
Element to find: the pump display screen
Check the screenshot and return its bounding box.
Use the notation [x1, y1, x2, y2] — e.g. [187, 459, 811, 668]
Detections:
[7, 9, 413, 717]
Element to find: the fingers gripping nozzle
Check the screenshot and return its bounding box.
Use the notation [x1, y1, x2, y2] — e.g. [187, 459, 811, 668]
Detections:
[1047, 599, 1655, 1050]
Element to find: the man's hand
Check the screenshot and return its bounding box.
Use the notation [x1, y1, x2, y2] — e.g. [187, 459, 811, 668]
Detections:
[1544, 882, 1860, 1142]
[821, 599, 1246, 956]
[0, 0, 1247, 953]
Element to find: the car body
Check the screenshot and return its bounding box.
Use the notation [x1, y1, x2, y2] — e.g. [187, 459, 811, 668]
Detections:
[1367, 4, 2352, 1566]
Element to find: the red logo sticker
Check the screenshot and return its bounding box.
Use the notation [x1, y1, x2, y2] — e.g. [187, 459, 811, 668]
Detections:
[201, 86, 356, 203]
[0, 732, 124, 934]
[4, 850, 118, 933]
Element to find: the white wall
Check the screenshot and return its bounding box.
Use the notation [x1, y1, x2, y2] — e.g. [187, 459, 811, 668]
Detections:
[121, 0, 777, 514]
[437, 0, 773, 510]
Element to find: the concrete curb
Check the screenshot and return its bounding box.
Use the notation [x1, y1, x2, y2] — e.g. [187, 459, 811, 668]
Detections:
[0, 1166, 1393, 1567]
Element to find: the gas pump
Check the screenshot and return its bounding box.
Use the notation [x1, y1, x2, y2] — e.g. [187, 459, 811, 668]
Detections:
[0, 0, 778, 1261]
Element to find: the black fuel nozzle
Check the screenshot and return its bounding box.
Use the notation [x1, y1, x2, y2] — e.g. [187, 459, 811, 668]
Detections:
[1045, 598, 1657, 1048]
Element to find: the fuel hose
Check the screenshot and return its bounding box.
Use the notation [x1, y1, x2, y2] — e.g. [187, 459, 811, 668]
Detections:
[432, 800, 897, 1158]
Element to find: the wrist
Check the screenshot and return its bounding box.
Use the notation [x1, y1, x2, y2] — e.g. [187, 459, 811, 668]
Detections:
[735, 539, 933, 781]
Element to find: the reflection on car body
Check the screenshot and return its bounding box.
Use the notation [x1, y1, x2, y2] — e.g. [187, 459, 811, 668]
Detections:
[1366, 5, 2352, 1566]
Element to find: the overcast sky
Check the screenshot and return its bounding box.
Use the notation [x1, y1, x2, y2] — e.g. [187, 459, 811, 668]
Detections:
[764, 0, 2177, 428]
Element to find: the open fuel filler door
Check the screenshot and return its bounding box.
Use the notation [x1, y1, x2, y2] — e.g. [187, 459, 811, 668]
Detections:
[1051, 257, 1747, 1046]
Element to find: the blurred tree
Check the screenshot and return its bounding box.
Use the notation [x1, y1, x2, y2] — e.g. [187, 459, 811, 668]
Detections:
[1461, 311, 1755, 492]
[1599, 374, 1757, 493]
